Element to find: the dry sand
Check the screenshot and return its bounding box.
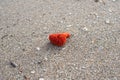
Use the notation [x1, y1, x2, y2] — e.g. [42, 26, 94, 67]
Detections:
[0, 0, 120, 80]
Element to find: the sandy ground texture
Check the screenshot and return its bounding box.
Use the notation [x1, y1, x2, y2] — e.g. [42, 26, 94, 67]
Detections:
[0, 0, 120, 80]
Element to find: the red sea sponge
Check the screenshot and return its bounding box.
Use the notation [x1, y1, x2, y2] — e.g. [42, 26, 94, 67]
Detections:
[49, 32, 70, 46]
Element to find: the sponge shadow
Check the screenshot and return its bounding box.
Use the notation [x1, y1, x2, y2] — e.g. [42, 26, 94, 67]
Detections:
[46, 42, 64, 52]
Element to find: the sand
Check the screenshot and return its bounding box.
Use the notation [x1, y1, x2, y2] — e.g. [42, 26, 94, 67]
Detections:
[0, 0, 120, 80]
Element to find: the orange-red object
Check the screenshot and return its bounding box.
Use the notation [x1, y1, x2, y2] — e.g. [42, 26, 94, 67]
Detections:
[49, 32, 70, 46]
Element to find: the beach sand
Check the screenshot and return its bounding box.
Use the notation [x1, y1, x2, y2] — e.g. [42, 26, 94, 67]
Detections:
[0, 0, 120, 80]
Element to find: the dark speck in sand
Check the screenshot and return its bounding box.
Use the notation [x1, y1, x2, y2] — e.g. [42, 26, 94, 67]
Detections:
[10, 62, 17, 68]
[0, 28, 3, 31]
[22, 48, 25, 51]
[1, 34, 8, 39]
[24, 75, 30, 80]
[94, 0, 99, 2]
[37, 61, 42, 64]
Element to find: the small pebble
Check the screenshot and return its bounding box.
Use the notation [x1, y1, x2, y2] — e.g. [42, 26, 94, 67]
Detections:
[90, 12, 98, 18]
[105, 19, 110, 24]
[36, 47, 40, 51]
[81, 66, 86, 69]
[91, 40, 95, 43]
[67, 25, 72, 27]
[44, 56, 48, 61]
[10, 62, 17, 68]
[112, 0, 116, 2]
[99, 0, 105, 5]
[82, 27, 88, 31]
[69, 12, 72, 15]
[39, 78, 44, 80]
[62, 47, 66, 50]
[108, 9, 113, 12]
[60, 21, 64, 23]
[31, 70, 35, 74]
